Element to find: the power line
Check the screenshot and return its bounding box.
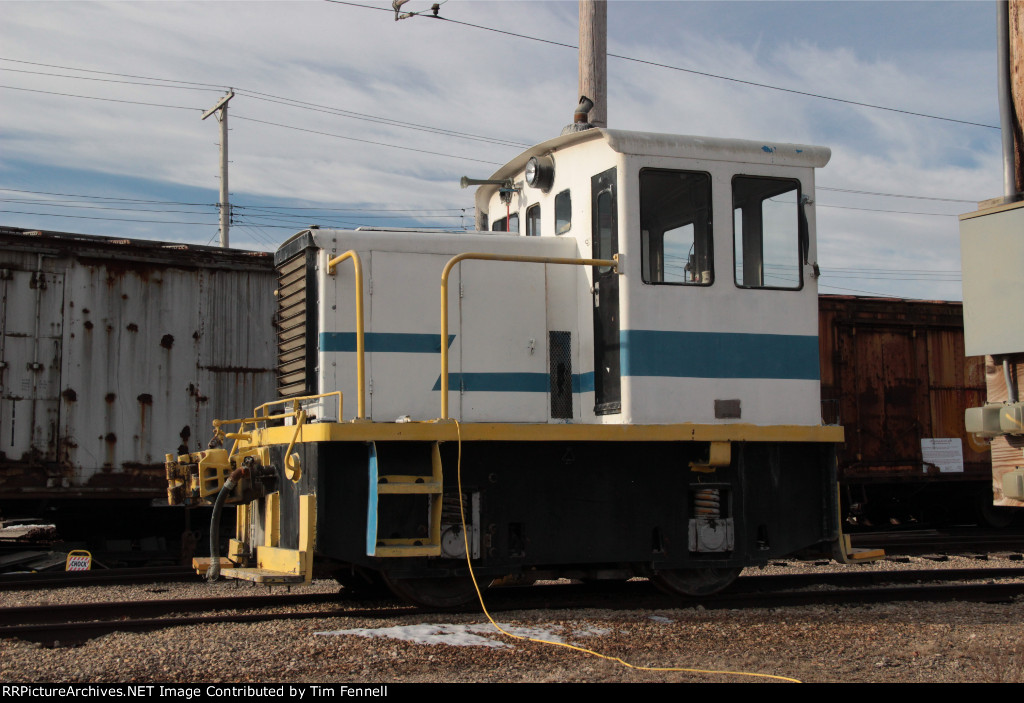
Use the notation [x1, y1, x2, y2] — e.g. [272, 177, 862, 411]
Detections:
[817, 186, 978, 204]
[818, 282, 915, 298]
[826, 266, 961, 274]
[2, 81, 503, 166]
[235, 203, 471, 213]
[0, 198, 218, 216]
[232, 114, 502, 165]
[0, 187, 213, 206]
[0, 57, 228, 89]
[0, 84, 199, 111]
[0, 66, 225, 93]
[236, 209, 464, 221]
[0, 187, 470, 219]
[816, 203, 958, 217]
[235, 91, 529, 149]
[0, 209, 222, 226]
[416, 9, 998, 130]
[325, 0, 997, 131]
[0, 57, 529, 150]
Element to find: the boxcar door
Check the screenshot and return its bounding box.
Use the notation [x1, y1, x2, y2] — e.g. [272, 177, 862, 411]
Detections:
[591, 168, 620, 415]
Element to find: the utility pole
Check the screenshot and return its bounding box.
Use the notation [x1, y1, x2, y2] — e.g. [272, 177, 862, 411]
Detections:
[1010, 0, 1024, 193]
[202, 90, 234, 248]
[579, 0, 607, 127]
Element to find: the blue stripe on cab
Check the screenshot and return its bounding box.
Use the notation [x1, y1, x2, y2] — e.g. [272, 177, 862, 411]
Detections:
[431, 373, 549, 392]
[620, 330, 819, 380]
[574, 371, 595, 393]
[320, 332, 455, 353]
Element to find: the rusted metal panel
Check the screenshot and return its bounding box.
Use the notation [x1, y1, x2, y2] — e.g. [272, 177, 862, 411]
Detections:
[819, 295, 988, 484]
[0, 228, 275, 499]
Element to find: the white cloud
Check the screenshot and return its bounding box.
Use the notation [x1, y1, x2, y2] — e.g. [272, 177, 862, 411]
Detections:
[0, 0, 1003, 298]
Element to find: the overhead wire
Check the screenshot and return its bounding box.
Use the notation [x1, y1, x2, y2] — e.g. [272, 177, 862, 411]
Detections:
[0, 60, 990, 207]
[0, 9, 987, 273]
[232, 114, 503, 165]
[0, 198, 219, 217]
[0, 57, 530, 150]
[234, 90, 529, 149]
[0, 186, 214, 206]
[0, 57, 228, 89]
[323, 0, 998, 130]
[0, 66, 226, 93]
[0, 84, 199, 111]
[235, 203, 471, 213]
[816, 186, 978, 204]
[0, 209, 221, 226]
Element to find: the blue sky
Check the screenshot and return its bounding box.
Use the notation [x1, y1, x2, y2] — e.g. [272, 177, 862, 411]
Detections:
[0, 0, 1004, 300]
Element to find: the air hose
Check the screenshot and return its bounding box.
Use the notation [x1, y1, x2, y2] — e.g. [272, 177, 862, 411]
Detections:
[206, 466, 245, 581]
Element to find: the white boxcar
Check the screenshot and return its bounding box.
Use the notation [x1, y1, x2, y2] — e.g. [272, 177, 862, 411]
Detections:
[0, 228, 275, 499]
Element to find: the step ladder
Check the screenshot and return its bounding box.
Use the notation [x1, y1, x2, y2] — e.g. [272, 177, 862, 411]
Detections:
[366, 441, 443, 557]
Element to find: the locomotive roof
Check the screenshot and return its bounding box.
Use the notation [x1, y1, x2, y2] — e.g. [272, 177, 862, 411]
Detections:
[474, 128, 831, 211]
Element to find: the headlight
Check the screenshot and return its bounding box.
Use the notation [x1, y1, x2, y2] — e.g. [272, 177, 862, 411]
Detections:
[525, 155, 554, 192]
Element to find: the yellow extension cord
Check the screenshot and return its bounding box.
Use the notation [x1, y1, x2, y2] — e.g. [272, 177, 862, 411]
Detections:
[451, 418, 802, 684]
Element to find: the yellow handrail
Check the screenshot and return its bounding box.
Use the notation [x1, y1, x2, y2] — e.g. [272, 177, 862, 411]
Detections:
[252, 391, 343, 421]
[325, 250, 366, 419]
[439, 252, 619, 419]
[211, 391, 343, 459]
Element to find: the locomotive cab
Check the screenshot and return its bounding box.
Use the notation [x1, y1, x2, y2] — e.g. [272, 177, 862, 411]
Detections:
[473, 129, 828, 426]
[166, 127, 850, 607]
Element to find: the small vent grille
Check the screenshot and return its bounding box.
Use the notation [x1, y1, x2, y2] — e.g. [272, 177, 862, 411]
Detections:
[275, 249, 316, 398]
[549, 330, 573, 419]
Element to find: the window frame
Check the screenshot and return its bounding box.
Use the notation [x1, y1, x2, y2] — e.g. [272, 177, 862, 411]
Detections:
[731, 174, 804, 291]
[526, 203, 541, 236]
[491, 213, 521, 234]
[554, 189, 572, 235]
[638, 167, 715, 287]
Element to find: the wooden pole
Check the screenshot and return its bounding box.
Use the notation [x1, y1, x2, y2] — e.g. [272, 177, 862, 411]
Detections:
[1011, 0, 1024, 193]
[579, 0, 607, 127]
[201, 91, 234, 248]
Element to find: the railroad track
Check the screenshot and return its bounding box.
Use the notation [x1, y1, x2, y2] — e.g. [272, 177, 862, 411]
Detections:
[0, 566, 200, 591]
[850, 527, 1024, 556]
[5, 566, 1024, 647]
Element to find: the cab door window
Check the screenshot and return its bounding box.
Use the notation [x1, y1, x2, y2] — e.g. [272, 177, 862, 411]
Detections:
[733, 176, 802, 289]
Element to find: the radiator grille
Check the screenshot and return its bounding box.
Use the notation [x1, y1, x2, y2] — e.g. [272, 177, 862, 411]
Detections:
[275, 248, 317, 398]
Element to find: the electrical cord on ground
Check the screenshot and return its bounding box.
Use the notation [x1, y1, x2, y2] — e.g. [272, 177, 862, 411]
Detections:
[450, 418, 803, 683]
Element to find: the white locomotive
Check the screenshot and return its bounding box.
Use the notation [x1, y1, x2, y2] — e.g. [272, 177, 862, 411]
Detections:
[166, 117, 853, 606]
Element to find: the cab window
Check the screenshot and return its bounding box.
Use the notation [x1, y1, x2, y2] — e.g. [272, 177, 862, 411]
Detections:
[733, 176, 802, 289]
[526, 204, 541, 236]
[491, 213, 520, 233]
[555, 190, 572, 234]
[640, 169, 713, 285]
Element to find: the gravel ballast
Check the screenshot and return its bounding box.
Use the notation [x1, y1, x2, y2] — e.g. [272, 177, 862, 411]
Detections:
[4, 555, 1024, 684]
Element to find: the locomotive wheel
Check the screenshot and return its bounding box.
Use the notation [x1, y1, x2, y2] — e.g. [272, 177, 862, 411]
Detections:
[334, 567, 391, 599]
[380, 572, 483, 609]
[978, 493, 1017, 529]
[651, 567, 742, 597]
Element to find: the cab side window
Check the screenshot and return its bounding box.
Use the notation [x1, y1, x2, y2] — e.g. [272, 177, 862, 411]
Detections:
[491, 213, 520, 233]
[526, 204, 541, 236]
[640, 169, 713, 285]
[555, 190, 572, 234]
[733, 176, 802, 289]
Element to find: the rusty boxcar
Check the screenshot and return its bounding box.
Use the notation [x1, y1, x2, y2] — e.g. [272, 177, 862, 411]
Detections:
[0, 227, 276, 510]
[818, 295, 998, 527]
